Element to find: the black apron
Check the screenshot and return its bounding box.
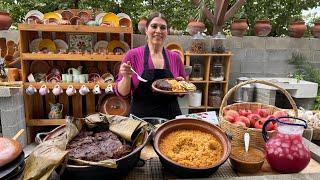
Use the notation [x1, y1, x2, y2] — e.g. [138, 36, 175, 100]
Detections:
[130, 45, 181, 119]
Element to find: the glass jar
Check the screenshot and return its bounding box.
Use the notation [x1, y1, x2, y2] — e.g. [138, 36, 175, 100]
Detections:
[210, 60, 224, 81]
[190, 63, 203, 81]
[189, 32, 206, 54]
[208, 85, 222, 107]
[212, 32, 226, 53]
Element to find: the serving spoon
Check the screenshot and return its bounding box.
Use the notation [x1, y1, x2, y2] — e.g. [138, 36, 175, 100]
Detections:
[130, 67, 147, 82]
[244, 132, 250, 153]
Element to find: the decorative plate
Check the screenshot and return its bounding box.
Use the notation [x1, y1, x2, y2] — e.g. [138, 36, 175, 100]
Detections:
[68, 33, 94, 52]
[30, 61, 51, 74]
[95, 12, 106, 24]
[29, 38, 42, 52]
[70, 16, 82, 25]
[117, 13, 131, 21]
[77, 11, 91, 24]
[101, 12, 119, 27]
[119, 18, 132, 27]
[43, 12, 62, 21]
[24, 10, 44, 21]
[53, 39, 68, 52]
[94, 40, 108, 52]
[61, 10, 73, 20]
[39, 39, 56, 52]
[107, 40, 130, 54]
[152, 79, 196, 95]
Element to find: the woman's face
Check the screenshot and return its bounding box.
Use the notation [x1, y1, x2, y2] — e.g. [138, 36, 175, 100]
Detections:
[145, 17, 168, 46]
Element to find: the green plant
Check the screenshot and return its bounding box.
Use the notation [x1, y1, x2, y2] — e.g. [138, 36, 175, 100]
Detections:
[290, 14, 304, 22]
[314, 95, 320, 110]
[289, 53, 320, 110]
[193, 0, 205, 22]
[234, 7, 246, 19]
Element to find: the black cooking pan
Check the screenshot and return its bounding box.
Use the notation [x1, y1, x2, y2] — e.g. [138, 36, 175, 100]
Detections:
[0, 151, 25, 179]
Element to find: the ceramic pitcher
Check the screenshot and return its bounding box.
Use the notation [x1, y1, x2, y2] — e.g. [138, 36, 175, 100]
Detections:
[48, 103, 63, 119]
[68, 66, 83, 75]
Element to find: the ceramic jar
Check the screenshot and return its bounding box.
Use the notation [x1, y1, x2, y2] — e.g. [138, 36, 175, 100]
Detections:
[230, 19, 248, 37]
[0, 12, 12, 30]
[138, 17, 147, 34]
[288, 21, 307, 38]
[254, 20, 272, 37]
[312, 22, 320, 38]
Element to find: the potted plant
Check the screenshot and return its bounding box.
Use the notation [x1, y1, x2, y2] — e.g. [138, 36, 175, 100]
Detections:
[230, 8, 248, 37]
[187, 0, 206, 36]
[0, 9, 12, 30]
[311, 16, 320, 38]
[253, 15, 272, 37]
[288, 15, 307, 38]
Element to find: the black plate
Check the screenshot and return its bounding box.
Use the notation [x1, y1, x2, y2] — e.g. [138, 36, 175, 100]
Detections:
[0, 151, 25, 179]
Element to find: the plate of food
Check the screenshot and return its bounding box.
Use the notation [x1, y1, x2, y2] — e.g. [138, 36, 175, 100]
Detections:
[152, 79, 196, 94]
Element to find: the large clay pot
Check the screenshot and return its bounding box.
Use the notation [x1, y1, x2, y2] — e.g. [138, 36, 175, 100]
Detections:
[254, 20, 272, 37]
[230, 19, 248, 37]
[288, 21, 307, 38]
[312, 22, 320, 38]
[187, 21, 205, 36]
[0, 12, 12, 30]
[138, 17, 147, 34]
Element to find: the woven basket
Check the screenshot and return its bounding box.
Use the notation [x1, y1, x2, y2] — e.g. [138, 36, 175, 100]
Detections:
[311, 110, 320, 140]
[219, 79, 298, 149]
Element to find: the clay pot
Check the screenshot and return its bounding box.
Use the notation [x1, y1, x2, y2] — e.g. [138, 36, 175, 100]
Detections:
[138, 17, 147, 34]
[187, 21, 205, 36]
[0, 12, 12, 30]
[312, 22, 320, 38]
[254, 20, 272, 37]
[230, 19, 248, 37]
[288, 21, 307, 38]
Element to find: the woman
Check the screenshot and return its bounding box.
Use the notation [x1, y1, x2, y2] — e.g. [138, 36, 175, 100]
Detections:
[115, 12, 186, 119]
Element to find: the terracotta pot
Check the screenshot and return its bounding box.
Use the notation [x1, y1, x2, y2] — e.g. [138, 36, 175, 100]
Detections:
[230, 19, 248, 37]
[312, 22, 320, 38]
[138, 17, 147, 34]
[187, 21, 205, 36]
[0, 12, 12, 30]
[254, 20, 272, 37]
[288, 21, 307, 38]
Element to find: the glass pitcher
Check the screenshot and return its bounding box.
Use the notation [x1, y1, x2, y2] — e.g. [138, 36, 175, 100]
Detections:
[262, 117, 310, 173]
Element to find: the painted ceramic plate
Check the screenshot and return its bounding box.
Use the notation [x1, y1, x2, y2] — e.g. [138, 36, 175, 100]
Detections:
[101, 12, 119, 27]
[107, 40, 130, 54]
[117, 13, 131, 21]
[77, 11, 91, 23]
[119, 18, 132, 27]
[95, 12, 106, 24]
[61, 10, 74, 20]
[152, 79, 196, 95]
[30, 61, 51, 74]
[29, 38, 42, 52]
[94, 40, 108, 52]
[53, 39, 68, 52]
[43, 12, 62, 20]
[39, 39, 56, 52]
[24, 10, 44, 21]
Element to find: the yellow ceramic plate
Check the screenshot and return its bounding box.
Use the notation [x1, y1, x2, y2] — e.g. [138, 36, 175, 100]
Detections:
[107, 40, 130, 54]
[43, 12, 62, 20]
[39, 39, 56, 52]
[101, 12, 119, 27]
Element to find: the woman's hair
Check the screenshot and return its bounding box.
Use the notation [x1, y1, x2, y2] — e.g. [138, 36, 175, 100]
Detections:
[146, 12, 169, 28]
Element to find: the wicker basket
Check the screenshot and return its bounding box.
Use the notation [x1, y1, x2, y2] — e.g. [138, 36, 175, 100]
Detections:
[219, 79, 298, 149]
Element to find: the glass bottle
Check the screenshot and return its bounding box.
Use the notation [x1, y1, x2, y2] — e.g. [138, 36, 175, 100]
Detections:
[210, 58, 224, 81]
[189, 32, 206, 54]
[212, 32, 226, 53]
[208, 84, 222, 107]
[190, 60, 203, 81]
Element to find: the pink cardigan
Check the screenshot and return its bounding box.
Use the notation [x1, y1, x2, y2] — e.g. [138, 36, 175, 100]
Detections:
[114, 46, 186, 97]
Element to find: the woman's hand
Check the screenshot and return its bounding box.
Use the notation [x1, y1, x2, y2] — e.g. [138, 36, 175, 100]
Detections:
[175, 76, 185, 81]
[119, 61, 133, 79]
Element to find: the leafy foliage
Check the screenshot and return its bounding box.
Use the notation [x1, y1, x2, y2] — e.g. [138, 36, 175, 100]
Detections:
[0, 0, 320, 36]
[289, 53, 320, 110]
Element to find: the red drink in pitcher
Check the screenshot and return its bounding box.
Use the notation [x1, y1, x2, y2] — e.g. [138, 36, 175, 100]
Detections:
[262, 117, 310, 173]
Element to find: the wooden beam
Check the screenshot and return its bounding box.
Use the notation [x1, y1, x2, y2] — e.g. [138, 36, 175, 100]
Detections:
[217, 0, 229, 26]
[224, 0, 246, 21]
[213, 0, 222, 25]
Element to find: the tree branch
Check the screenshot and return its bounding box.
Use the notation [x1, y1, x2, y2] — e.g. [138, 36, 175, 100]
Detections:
[217, 0, 229, 26]
[224, 0, 246, 21]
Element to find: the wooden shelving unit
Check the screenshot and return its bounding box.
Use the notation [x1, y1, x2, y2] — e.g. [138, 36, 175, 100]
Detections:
[185, 51, 232, 112]
[19, 23, 132, 142]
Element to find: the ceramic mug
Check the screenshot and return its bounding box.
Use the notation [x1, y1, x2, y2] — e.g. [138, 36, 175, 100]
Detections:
[52, 84, 63, 96]
[92, 84, 101, 94]
[79, 85, 90, 95]
[62, 74, 68, 82]
[66, 85, 76, 96]
[39, 84, 50, 96]
[79, 74, 86, 83]
[26, 85, 37, 95]
[73, 74, 80, 83]
[66, 74, 73, 83]
[105, 84, 113, 94]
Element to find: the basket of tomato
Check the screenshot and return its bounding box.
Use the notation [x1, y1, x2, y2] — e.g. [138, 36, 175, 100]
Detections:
[219, 79, 298, 149]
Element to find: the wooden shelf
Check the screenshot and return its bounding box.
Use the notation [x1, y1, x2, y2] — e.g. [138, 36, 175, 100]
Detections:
[180, 106, 207, 109]
[209, 81, 227, 83]
[21, 53, 123, 61]
[18, 24, 133, 33]
[185, 51, 232, 56]
[24, 82, 112, 89]
[189, 80, 207, 83]
[207, 106, 220, 109]
[27, 119, 65, 126]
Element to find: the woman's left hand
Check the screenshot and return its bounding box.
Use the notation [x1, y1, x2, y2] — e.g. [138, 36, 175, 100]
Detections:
[176, 76, 185, 81]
